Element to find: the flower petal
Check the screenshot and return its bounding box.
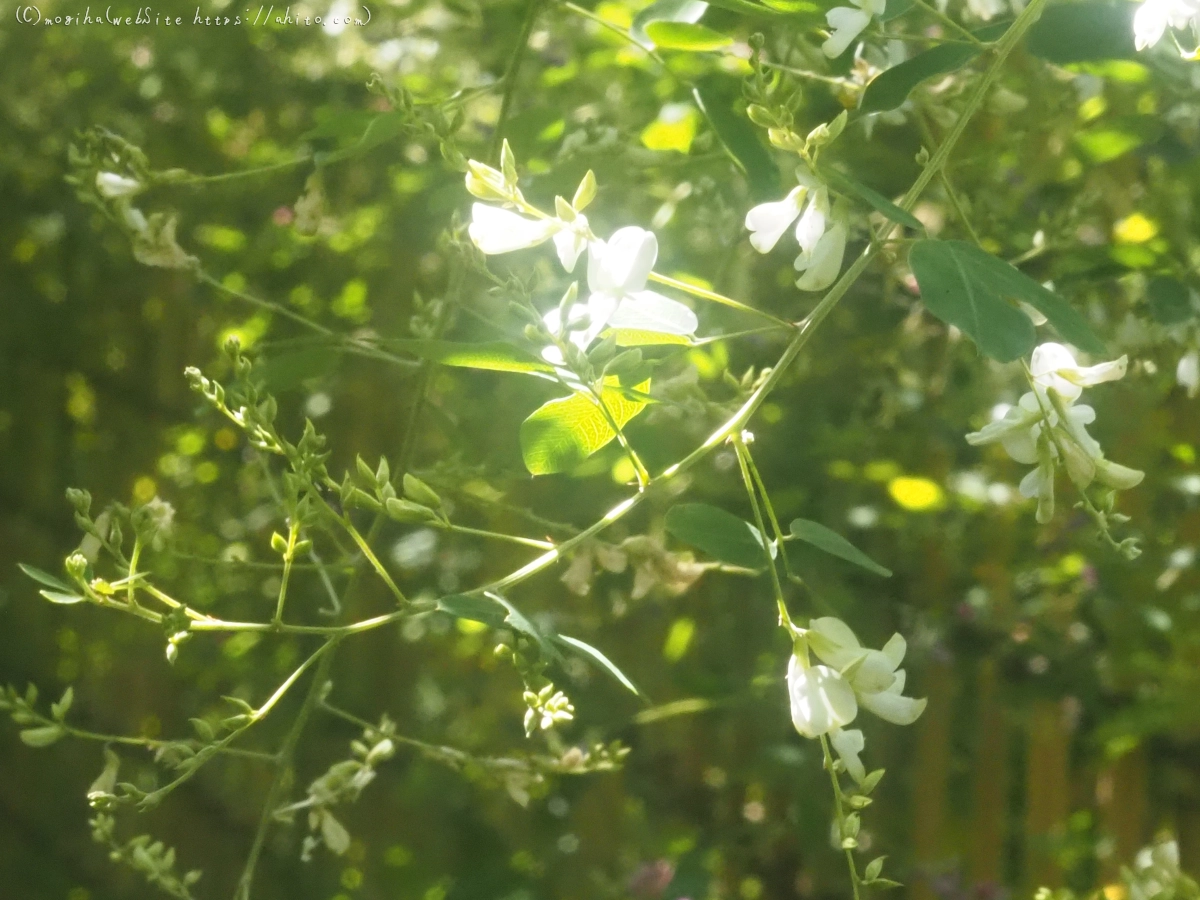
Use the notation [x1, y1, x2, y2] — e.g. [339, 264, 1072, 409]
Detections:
[822, 7, 872, 58]
[609, 290, 698, 336]
[788, 658, 858, 738]
[795, 221, 848, 291]
[860, 687, 927, 725]
[745, 188, 805, 254]
[468, 204, 557, 254]
[595, 226, 659, 295]
[831, 728, 867, 784]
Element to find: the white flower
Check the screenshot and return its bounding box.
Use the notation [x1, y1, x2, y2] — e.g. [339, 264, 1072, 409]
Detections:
[95, 172, 143, 198]
[794, 212, 848, 292]
[806, 617, 927, 726]
[1029, 342, 1128, 404]
[553, 215, 590, 273]
[468, 203, 558, 255]
[1178, 350, 1200, 397]
[745, 170, 831, 255]
[965, 395, 1042, 464]
[822, 0, 887, 58]
[787, 655, 858, 739]
[830, 727, 866, 783]
[584, 227, 698, 338]
[540, 227, 698, 368]
[745, 187, 806, 253]
[1133, 0, 1200, 52]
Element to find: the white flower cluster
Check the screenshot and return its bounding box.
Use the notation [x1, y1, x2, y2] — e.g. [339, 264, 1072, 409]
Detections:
[465, 147, 698, 368]
[744, 166, 849, 292]
[966, 343, 1143, 524]
[1133, 0, 1200, 54]
[786, 617, 926, 783]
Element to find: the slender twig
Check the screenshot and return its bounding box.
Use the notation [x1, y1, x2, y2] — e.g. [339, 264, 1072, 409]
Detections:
[904, 0, 986, 47]
[732, 435, 794, 631]
[820, 733, 863, 900]
[490, 0, 546, 162]
[234, 639, 341, 900]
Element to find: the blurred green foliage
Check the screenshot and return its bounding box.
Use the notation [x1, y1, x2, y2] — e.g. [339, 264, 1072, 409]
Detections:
[2, 2, 1200, 900]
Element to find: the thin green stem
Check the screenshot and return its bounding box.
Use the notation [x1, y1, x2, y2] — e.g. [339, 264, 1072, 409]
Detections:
[157, 156, 310, 188]
[732, 436, 794, 632]
[648, 271, 795, 330]
[272, 520, 300, 627]
[490, 0, 545, 162]
[741, 441, 800, 585]
[820, 733, 863, 900]
[440, 521, 555, 551]
[234, 639, 341, 900]
[336, 515, 407, 605]
[140, 639, 337, 811]
[905, 0, 985, 46]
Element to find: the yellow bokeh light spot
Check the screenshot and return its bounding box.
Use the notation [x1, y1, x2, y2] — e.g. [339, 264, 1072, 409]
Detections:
[132, 476, 158, 504]
[1103, 885, 1128, 900]
[663, 617, 695, 662]
[611, 456, 638, 485]
[456, 617, 488, 635]
[1113, 213, 1158, 244]
[888, 476, 945, 512]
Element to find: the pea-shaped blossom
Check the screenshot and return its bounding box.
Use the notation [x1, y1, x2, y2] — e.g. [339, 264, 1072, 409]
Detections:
[1029, 342, 1128, 404]
[787, 656, 857, 739]
[468, 203, 591, 273]
[1132, 0, 1200, 52]
[745, 169, 829, 255]
[822, 0, 887, 58]
[543, 226, 698, 363]
[745, 171, 847, 291]
[966, 344, 1143, 524]
[805, 617, 927, 726]
[787, 617, 926, 781]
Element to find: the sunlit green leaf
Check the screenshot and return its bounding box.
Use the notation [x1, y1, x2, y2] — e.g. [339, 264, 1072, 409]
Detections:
[520, 378, 651, 475]
[644, 21, 732, 51]
[386, 339, 553, 374]
[789, 518, 892, 576]
[19, 563, 74, 593]
[40, 590, 88, 605]
[631, 0, 708, 46]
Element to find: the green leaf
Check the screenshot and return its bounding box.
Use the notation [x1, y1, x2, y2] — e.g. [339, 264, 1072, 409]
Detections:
[520, 378, 651, 476]
[819, 167, 923, 231]
[19, 563, 74, 593]
[555, 634, 643, 697]
[604, 328, 694, 347]
[437, 593, 555, 658]
[1147, 277, 1195, 325]
[385, 339, 553, 374]
[39, 590, 87, 605]
[789, 518, 892, 577]
[909, 240, 1104, 361]
[20, 725, 66, 748]
[631, 0, 708, 46]
[436, 593, 506, 629]
[693, 78, 781, 201]
[644, 21, 732, 51]
[664, 503, 773, 569]
[860, 23, 1007, 113]
[1024, 2, 1135, 63]
[695, 0, 811, 16]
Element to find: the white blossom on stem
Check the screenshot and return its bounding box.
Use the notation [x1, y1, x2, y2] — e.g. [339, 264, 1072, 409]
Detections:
[822, 0, 887, 58]
[1133, 0, 1200, 52]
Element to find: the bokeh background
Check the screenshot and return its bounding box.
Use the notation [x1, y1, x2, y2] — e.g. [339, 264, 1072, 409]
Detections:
[2, 1, 1200, 899]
